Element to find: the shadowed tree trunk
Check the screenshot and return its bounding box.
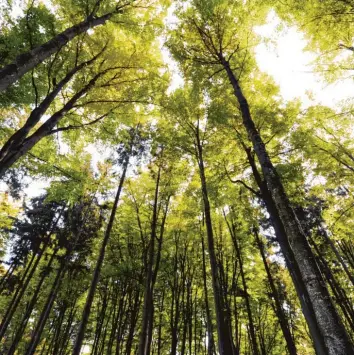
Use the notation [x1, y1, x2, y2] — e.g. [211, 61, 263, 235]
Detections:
[224, 217, 259, 355]
[72, 152, 129, 355]
[138, 161, 171, 355]
[241, 145, 326, 352]
[201, 232, 216, 355]
[0, 210, 62, 341]
[195, 124, 236, 355]
[7, 249, 58, 355]
[221, 57, 353, 354]
[253, 229, 297, 355]
[25, 260, 65, 355]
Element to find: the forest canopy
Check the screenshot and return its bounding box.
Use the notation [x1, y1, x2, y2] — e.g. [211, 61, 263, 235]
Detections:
[0, 0, 353, 354]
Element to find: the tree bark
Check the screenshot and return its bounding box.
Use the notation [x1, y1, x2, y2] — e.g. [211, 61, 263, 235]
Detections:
[244, 146, 326, 352]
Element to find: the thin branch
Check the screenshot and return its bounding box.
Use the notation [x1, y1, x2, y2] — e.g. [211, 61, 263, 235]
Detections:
[27, 152, 81, 181]
[49, 109, 116, 134]
[224, 164, 261, 197]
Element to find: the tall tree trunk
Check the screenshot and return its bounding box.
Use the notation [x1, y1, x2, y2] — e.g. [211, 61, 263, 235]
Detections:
[339, 241, 354, 271]
[201, 232, 216, 355]
[243, 146, 327, 352]
[125, 287, 141, 355]
[157, 288, 165, 355]
[195, 129, 236, 355]
[319, 225, 354, 288]
[254, 229, 297, 355]
[0, 253, 35, 322]
[225, 218, 259, 355]
[106, 282, 122, 355]
[0, 2, 129, 92]
[25, 260, 65, 355]
[170, 239, 183, 355]
[51, 303, 68, 355]
[138, 165, 161, 355]
[309, 235, 354, 331]
[92, 285, 109, 355]
[72, 156, 129, 355]
[222, 57, 354, 354]
[0, 247, 45, 340]
[0, 208, 62, 340]
[6, 249, 58, 355]
[58, 306, 77, 355]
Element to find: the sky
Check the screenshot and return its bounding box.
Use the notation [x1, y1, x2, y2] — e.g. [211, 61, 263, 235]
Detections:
[1, 4, 354, 200]
[254, 10, 354, 108]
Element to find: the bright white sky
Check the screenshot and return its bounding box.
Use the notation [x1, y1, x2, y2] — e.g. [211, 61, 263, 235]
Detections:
[1, 6, 353, 199]
[254, 11, 354, 108]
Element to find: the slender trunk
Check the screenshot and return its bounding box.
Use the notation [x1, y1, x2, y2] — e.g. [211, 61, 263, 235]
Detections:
[0, 247, 45, 340]
[58, 307, 77, 355]
[146, 193, 170, 354]
[72, 157, 129, 355]
[195, 130, 236, 355]
[156, 288, 164, 355]
[187, 277, 193, 355]
[125, 287, 141, 355]
[51, 303, 68, 355]
[0, 207, 62, 338]
[7, 249, 58, 355]
[92, 287, 108, 355]
[106, 283, 120, 355]
[25, 261, 65, 355]
[96, 289, 112, 355]
[0, 253, 35, 320]
[339, 241, 354, 271]
[320, 225, 354, 288]
[309, 236, 354, 331]
[254, 230, 297, 355]
[117, 289, 132, 355]
[221, 59, 354, 354]
[0, 4, 126, 92]
[170, 242, 182, 355]
[225, 219, 259, 355]
[138, 165, 161, 355]
[201, 233, 216, 355]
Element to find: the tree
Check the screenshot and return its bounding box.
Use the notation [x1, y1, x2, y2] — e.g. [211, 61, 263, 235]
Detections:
[0, 0, 134, 92]
[168, 1, 354, 353]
